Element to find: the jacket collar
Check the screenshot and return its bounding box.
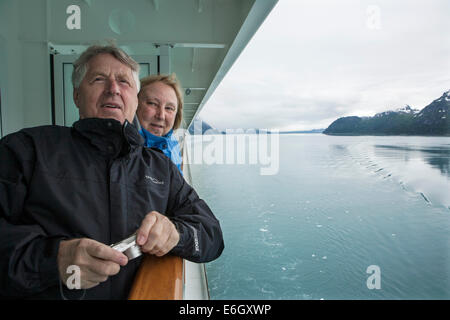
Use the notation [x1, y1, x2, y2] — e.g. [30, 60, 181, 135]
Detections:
[73, 118, 144, 158]
[140, 127, 174, 143]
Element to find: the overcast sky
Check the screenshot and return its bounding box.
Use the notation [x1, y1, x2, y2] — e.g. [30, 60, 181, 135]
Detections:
[199, 0, 450, 131]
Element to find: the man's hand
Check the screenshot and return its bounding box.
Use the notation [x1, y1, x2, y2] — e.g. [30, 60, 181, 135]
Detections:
[136, 211, 180, 257]
[57, 238, 128, 289]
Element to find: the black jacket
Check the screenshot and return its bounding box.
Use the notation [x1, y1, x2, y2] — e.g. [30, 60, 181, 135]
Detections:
[0, 118, 224, 299]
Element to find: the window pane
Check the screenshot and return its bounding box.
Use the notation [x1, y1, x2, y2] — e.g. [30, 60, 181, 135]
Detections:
[63, 63, 79, 127]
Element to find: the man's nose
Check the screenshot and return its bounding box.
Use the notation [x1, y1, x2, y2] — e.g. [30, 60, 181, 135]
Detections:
[106, 79, 120, 95]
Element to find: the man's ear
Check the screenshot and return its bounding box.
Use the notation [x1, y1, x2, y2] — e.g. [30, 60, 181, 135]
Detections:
[73, 88, 80, 109]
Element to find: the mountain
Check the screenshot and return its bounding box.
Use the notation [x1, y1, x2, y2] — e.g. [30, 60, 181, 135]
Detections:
[412, 91, 450, 135]
[279, 129, 325, 134]
[187, 119, 325, 135]
[323, 91, 450, 136]
[188, 118, 224, 135]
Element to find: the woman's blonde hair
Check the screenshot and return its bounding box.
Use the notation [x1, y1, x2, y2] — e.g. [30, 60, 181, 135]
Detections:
[138, 73, 184, 130]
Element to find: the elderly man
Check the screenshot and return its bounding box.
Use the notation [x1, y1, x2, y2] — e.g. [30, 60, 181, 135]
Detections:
[0, 45, 224, 299]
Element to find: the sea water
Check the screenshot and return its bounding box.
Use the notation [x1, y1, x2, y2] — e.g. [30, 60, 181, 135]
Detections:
[188, 134, 450, 300]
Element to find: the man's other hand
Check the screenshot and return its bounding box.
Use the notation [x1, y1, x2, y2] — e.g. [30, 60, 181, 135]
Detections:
[136, 211, 180, 257]
[57, 238, 128, 289]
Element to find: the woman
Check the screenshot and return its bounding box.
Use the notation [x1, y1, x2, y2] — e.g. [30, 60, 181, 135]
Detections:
[135, 74, 184, 172]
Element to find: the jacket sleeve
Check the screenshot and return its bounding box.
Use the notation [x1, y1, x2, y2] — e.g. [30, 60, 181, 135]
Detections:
[0, 133, 64, 297]
[167, 163, 224, 263]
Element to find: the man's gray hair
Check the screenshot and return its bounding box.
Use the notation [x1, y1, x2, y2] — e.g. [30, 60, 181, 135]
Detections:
[72, 44, 140, 91]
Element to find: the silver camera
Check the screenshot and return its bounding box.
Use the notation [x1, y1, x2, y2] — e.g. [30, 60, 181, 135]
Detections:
[110, 234, 142, 260]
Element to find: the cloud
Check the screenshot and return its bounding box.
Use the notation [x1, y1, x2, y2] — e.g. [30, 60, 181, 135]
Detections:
[200, 0, 450, 130]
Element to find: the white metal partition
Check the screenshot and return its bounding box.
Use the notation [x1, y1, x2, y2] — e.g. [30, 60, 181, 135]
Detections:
[182, 135, 210, 300]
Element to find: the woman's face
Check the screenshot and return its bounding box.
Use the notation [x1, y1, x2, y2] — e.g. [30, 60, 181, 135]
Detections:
[137, 81, 178, 136]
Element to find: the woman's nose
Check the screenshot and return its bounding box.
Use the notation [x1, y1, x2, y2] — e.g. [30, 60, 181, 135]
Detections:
[155, 106, 165, 119]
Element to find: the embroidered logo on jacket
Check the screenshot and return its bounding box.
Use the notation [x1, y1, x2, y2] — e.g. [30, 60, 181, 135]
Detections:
[190, 226, 200, 252]
[145, 175, 164, 185]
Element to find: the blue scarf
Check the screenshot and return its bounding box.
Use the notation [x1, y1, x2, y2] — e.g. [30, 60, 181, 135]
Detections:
[139, 128, 182, 173]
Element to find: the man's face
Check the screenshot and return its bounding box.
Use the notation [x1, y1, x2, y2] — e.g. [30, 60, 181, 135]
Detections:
[137, 81, 178, 136]
[73, 53, 138, 124]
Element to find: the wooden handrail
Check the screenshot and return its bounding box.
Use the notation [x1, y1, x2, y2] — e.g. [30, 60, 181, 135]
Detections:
[128, 254, 183, 300]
